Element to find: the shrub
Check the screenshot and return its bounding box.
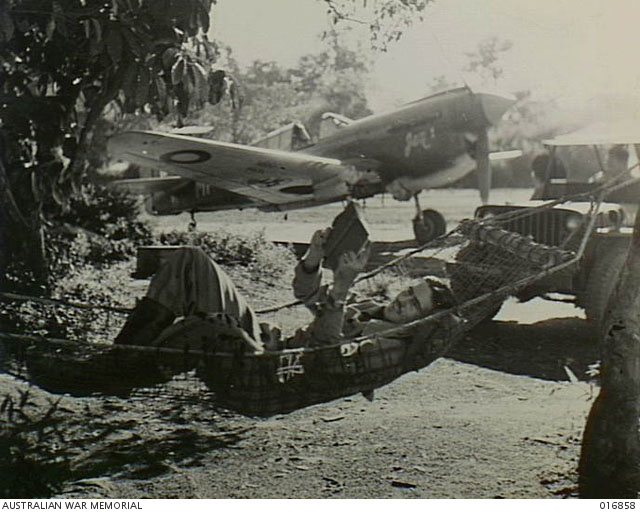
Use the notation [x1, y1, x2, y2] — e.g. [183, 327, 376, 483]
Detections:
[158, 229, 296, 282]
[2, 185, 151, 337]
[1, 260, 134, 342]
[0, 390, 71, 498]
[47, 184, 154, 278]
[51, 184, 152, 241]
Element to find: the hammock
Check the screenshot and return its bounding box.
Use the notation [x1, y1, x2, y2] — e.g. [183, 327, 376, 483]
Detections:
[0, 195, 602, 417]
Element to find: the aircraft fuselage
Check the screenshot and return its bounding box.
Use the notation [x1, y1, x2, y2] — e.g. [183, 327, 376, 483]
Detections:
[112, 87, 515, 216]
[303, 87, 503, 189]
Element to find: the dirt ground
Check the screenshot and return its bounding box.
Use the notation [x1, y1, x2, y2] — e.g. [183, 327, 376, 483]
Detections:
[1, 190, 603, 499]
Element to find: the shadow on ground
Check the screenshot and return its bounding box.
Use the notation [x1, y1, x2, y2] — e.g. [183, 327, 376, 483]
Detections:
[0, 374, 250, 498]
[446, 317, 599, 382]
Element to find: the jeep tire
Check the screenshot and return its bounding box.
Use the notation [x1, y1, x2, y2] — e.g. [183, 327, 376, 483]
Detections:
[582, 244, 628, 326]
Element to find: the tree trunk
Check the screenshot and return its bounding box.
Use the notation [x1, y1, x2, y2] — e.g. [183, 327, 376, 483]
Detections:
[579, 209, 640, 498]
[0, 157, 48, 287]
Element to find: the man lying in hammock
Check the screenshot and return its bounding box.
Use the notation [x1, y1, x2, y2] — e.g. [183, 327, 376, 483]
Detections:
[114, 227, 454, 352]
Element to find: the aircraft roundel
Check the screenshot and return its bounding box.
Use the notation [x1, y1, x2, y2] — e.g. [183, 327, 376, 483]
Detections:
[160, 150, 211, 164]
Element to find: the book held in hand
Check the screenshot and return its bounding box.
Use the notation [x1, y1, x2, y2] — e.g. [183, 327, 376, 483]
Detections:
[322, 202, 370, 270]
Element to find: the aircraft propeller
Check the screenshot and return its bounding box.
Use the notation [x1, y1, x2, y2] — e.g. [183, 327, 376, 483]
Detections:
[476, 128, 491, 204]
[472, 129, 522, 204]
[471, 90, 521, 204]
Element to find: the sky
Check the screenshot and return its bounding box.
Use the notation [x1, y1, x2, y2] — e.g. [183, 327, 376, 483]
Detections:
[211, 0, 640, 117]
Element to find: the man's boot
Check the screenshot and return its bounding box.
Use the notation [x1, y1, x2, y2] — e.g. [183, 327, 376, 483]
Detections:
[114, 297, 175, 346]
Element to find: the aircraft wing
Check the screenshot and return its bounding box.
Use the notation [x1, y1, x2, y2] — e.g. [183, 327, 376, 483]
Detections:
[108, 131, 356, 207]
[109, 176, 190, 194]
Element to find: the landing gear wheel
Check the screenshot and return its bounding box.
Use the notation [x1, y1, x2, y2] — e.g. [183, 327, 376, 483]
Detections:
[582, 245, 628, 327]
[413, 209, 446, 245]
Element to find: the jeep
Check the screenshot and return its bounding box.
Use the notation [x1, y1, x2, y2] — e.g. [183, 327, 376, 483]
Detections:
[476, 135, 639, 324]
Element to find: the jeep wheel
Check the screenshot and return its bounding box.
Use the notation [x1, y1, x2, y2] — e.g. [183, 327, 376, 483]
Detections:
[582, 245, 628, 326]
[413, 209, 447, 245]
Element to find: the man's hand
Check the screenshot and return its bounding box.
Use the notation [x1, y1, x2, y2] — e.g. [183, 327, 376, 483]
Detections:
[331, 242, 371, 300]
[303, 227, 331, 272]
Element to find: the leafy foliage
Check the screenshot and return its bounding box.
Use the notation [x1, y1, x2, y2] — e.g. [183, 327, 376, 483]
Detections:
[293, 29, 373, 139]
[0, 0, 429, 287]
[2, 225, 295, 341]
[0, 389, 70, 498]
[49, 184, 154, 269]
[322, 0, 433, 49]
[2, 258, 134, 342]
[464, 36, 513, 85]
[2, 184, 152, 296]
[192, 30, 373, 146]
[0, 0, 229, 284]
[1, 184, 151, 341]
[159, 229, 297, 282]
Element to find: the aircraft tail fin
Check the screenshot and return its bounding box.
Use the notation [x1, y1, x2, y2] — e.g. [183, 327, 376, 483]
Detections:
[319, 112, 353, 139]
[251, 122, 312, 151]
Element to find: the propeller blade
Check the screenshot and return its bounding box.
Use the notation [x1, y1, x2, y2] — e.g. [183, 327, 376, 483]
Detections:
[489, 149, 522, 161]
[476, 129, 491, 204]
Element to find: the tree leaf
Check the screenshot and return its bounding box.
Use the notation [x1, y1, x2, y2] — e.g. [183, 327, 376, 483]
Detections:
[171, 57, 186, 86]
[227, 77, 242, 110]
[185, 64, 196, 98]
[105, 26, 124, 64]
[162, 47, 179, 70]
[52, 181, 67, 206]
[31, 172, 43, 203]
[155, 75, 167, 106]
[135, 67, 150, 107]
[70, 170, 82, 196]
[91, 18, 102, 43]
[197, 3, 210, 33]
[52, 1, 67, 37]
[208, 69, 226, 104]
[45, 17, 56, 42]
[120, 62, 137, 97]
[89, 19, 104, 56]
[190, 62, 206, 104]
[176, 84, 189, 118]
[121, 26, 144, 58]
[0, 3, 14, 42]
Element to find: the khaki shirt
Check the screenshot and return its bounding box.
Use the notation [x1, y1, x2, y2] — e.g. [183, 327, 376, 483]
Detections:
[260, 262, 409, 349]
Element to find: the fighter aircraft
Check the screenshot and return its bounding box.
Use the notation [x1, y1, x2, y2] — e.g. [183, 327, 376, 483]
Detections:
[108, 86, 517, 243]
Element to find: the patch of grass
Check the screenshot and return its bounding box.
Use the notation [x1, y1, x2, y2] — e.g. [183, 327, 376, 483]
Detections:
[0, 389, 71, 498]
[1, 261, 134, 343]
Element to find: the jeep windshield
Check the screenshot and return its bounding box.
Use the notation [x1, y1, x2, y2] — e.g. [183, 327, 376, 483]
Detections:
[534, 125, 640, 207]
